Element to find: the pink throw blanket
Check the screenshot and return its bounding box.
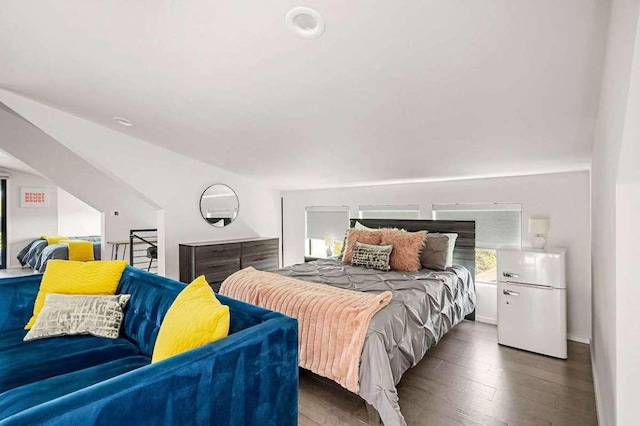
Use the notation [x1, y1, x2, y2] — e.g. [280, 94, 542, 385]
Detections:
[220, 267, 392, 393]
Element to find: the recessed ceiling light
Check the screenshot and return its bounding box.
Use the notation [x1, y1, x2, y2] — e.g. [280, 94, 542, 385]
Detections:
[113, 117, 134, 127]
[286, 7, 324, 39]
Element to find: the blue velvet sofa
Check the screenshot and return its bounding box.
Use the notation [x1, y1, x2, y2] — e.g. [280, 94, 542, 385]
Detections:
[0, 266, 299, 425]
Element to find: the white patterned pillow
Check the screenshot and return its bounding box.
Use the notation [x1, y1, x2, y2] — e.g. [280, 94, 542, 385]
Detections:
[24, 294, 130, 341]
[351, 242, 393, 271]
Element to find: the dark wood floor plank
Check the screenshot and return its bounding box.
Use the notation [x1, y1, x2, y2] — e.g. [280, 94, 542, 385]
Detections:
[299, 413, 322, 426]
[298, 321, 597, 425]
[421, 393, 507, 426]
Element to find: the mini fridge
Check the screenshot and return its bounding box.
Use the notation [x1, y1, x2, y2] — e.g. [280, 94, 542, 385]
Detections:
[497, 248, 567, 359]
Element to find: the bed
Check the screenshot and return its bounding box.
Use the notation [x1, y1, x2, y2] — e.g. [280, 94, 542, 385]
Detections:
[225, 219, 476, 426]
[16, 236, 102, 272]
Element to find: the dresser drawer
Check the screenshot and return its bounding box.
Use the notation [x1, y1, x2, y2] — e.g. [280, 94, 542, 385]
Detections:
[243, 257, 279, 271]
[193, 243, 241, 284]
[195, 255, 241, 272]
[241, 240, 278, 268]
[195, 243, 241, 260]
[179, 238, 279, 286]
[196, 262, 240, 283]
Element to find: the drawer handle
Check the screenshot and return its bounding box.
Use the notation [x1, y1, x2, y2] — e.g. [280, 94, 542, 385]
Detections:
[502, 271, 519, 278]
[503, 289, 520, 296]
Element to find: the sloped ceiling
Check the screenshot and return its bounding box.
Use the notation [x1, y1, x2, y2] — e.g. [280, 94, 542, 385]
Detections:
[0, 1, 610, 189]
[0, 149, 37, 175]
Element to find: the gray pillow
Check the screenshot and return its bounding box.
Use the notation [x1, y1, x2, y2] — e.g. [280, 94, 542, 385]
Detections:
[24, 294, 131, 341]
[351, 242, 393, 271]
[421, 233, 458, 270]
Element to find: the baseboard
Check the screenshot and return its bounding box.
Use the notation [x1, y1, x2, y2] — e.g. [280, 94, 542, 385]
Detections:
[591, 344, 602, 425]
[475, 315, 497, 325]
[567, 334, 591, 344]
[471, 322, 591, 344]
[472, 315, 591, 344]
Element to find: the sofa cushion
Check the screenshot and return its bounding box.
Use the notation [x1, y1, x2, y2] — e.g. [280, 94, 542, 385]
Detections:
[0, 329, 33, 349]
[0, 330, 140, 393]
[0, 356, 150, 419]
[116, 268, 184, 357]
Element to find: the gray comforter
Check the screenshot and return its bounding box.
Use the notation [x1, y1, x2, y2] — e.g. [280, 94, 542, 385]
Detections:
[275, 259, 475, 426]
[16, 237, 102, 272]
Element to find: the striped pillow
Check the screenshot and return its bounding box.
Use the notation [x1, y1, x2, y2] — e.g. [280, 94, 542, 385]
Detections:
[351, 242, 393, 271]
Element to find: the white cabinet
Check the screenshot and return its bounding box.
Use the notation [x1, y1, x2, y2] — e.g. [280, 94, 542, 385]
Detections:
[497, 248, 567, 359]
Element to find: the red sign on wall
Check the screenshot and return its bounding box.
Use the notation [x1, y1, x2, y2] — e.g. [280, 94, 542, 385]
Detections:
[20, 187, 49, 208]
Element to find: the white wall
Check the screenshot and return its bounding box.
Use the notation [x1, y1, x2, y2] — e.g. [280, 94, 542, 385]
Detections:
[4, 170, 58, 269]
[590, 0, 640, 424]
[613, 2, 640, 423]
[616, 183, 640, 425]
[0, 102, 159, 259]
[57, 188, 101, 236]
[4, 173, 105, 268]
[283, 171, 591, 342]
[0, 91, 282, 279]
[475, 283, 498, 325]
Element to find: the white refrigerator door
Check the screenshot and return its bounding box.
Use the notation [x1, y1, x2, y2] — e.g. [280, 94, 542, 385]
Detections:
[498, 281, 567, 359]
[498, 249, 566, 289]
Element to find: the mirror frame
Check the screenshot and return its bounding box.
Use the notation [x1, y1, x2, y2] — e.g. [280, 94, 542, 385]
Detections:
[198, 183, 240, 227]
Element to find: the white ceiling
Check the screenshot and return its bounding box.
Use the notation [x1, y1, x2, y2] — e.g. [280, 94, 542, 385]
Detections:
[0, 1, 610, 190]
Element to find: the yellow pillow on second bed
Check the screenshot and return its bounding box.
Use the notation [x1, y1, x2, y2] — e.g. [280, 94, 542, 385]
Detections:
[59, 240, 95, 262]
[152, 276, 230, 363]
[25, 260, 128, 329]
[40, 235, 67, 245]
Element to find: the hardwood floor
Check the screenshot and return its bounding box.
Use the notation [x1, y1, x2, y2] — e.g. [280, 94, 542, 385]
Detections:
[298, 321, 597, 426]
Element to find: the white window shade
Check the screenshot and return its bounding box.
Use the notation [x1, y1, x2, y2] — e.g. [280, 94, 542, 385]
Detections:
[305, 206, 350, 240]
[433, 203, 522, 249]
[358, 205, 420, 220]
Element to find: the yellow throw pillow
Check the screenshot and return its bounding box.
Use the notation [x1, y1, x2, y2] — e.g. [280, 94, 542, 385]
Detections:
[25, 260, 128, 329]
[60, 240, 95, 262]
[40, 235, 67, 245]
[152, 276, 230, 363]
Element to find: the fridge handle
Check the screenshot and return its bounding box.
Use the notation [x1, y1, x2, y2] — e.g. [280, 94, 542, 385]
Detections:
[502, 271, 519, 278]
[503, 289, 520, 296]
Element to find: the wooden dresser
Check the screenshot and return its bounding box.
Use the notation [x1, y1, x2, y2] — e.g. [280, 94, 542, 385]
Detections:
[179, 237, 280, 291]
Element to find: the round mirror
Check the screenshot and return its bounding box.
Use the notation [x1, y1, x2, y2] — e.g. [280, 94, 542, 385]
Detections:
[199, 184, 239, 227]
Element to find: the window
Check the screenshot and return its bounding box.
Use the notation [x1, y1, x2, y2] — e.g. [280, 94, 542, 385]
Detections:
[305, 206, 350, 258]
[358, 205, 420, 220]
[432, 203, 522, 284]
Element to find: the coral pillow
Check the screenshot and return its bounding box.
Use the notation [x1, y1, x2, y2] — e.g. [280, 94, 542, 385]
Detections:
[25, 260, 127, 329]
[152, 276, 230, 363]
[342, 229, 383, 264]
[380, 229, 426, 272]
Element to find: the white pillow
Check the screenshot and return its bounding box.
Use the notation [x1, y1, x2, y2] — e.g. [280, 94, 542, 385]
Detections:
[354, 221, 374, 230]
[441, 233, 458, 267]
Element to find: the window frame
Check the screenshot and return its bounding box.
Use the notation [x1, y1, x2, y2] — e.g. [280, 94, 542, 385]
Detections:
[357, 204, 420, 220]
[304, 206, 350, 258]
[432, 202, 522, 285]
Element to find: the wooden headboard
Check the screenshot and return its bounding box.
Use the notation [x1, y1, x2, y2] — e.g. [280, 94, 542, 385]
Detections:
[350, 219, 476, 320]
